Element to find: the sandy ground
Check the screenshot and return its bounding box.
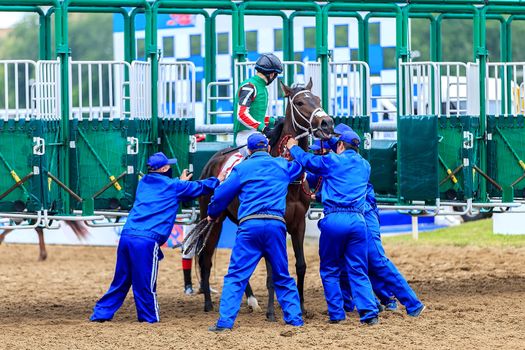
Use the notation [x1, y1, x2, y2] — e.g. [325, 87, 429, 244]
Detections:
[1, 239, 525, 350]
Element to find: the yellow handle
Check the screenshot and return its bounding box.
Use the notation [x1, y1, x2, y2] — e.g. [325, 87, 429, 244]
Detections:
[110, 175, 122, 191]
[447, 169, 458, 184]
[10, 170, 21, 183]
[520, 160, 525, 172]
[48, 176, 52, 191]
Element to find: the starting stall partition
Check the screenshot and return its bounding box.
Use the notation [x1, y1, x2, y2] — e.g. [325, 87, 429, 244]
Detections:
[0, 59, 61, 220]
[397, 60, 481, 211]
[68, 59, 150, 212]
[485, 62, 525, 203]
[158, 61, 197, 177]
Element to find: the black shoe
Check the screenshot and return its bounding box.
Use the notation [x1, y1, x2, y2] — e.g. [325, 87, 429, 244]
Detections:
[208, 325, 231, 333]
[362, 317, 379, 326]
[90, 318, 110, 323]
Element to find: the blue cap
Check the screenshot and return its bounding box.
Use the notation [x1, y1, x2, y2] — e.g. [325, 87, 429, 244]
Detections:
[147, 152, 177, 170]
[334, 123, 352, 135]
[338, 130, 361, 147]
[247, 133, 269, 151]
[309, 139, 330, 151]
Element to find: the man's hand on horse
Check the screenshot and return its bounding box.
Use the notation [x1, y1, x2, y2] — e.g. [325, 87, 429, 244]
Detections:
[180, 169, 193, 181]
[286, 138, 298, 150]
[218, 170, 227, 182]
[207, 216, 216, 223]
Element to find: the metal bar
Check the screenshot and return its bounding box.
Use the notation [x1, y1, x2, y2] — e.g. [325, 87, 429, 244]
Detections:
[0, 172, 34, 201]
[47, 172, 83, 203]
[473, 165, 502, 192]
[92, 171, 127, 199]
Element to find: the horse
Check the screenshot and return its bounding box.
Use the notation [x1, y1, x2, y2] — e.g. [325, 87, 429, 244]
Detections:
[0, 220, 89, 261]
[197, 78, 334, 321]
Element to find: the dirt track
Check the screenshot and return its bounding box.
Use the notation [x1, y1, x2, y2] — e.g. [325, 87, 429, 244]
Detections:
[1, 240, 524, 350]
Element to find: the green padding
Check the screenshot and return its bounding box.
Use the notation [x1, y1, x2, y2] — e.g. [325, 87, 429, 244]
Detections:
[160, 118, 195, 176]
[0, 119, 45, 212]
[487, 115, 525, 199]
[437, 116, 480, 201]
[332, 115, 370, 159]
[369, 139, 397, 198]
[398, 115, 439, 203]
[191, 142, 231, 180]
[69, 119, 137, 211]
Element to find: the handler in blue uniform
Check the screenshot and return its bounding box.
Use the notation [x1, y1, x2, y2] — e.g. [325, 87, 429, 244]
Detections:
[207, 133, 304, 332]
[363, 183, 426, 317]
[90, 152, 223, 323]
[287, 131, 379, 325]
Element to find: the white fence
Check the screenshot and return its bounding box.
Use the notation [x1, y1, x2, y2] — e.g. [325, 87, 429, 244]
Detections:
[486, 62, 525, 116]
[35, 60, 61, 120]
[328, 61, 371, 117]
[158, 61, 196, 120]
[0, 60, 37, 121]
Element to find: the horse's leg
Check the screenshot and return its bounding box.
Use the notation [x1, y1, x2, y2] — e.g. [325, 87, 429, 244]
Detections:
[244, 281, 262, 312]
[264, 257, 276, 322]
[199, 218, 223, 312]
[36, 227, 47, 261]
[290, 221, 307, 316]
[0, 229, 12, 245]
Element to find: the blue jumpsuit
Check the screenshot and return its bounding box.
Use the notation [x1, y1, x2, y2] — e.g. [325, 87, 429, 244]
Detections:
[90, 173, 220, 323]
[364, 184, 424, 314]
[290, 145, 378, 322]
[208, 152, 304, 329]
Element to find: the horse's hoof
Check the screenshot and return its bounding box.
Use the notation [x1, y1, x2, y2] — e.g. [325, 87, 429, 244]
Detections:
[38, 252, 48, 261]
[204, 303, 214, 312]
[247, 296, 262, 313]
[266, 313, 277, 322]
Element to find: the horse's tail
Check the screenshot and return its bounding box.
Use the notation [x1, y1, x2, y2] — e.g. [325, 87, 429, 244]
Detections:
[67, 221, 90, 240]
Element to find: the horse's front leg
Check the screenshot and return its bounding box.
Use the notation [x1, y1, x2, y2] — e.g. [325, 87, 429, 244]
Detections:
[198, 219, 223, 312]
[290, 221, 307, 316]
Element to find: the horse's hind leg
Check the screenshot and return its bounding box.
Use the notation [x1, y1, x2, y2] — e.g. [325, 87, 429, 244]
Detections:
[264, 258, 276, 322]
[245, 282, 262, 312]
[0, 229, 12, 245]
[36, 227, 47, 261]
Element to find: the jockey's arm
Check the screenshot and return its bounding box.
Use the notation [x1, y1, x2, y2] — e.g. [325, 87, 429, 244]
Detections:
[237, 83, 266, 132]
[207, 169, 241, 220]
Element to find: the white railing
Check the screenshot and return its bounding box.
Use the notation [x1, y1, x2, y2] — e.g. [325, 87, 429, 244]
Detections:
[0, 60, 37, 121]
[399, 61, 476, 117]
[35, 59, 61, 121]
[486, 62, 525, 116]
[234, 60, 307, 118]
[158, 61, 196, 120]
[206, 80, 233, 124]
[69, 60, 130, 120]
[328, 61, 371, 117]
[130, 60, 151, 120]
[305, 61, 322, 99]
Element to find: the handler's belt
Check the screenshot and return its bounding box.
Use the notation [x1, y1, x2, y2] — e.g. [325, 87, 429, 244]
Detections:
[239, 214, 286, 225]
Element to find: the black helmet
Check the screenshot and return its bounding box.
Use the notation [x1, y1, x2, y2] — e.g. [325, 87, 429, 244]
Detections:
[255, 53, 283, 74]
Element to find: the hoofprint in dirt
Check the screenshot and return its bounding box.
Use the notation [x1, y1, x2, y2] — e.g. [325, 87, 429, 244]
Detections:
[1, 240, 524, 350]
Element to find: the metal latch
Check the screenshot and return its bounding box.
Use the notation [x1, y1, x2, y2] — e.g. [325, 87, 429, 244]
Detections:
[189, 135, 197, 153]
[364, 133, 372, 150]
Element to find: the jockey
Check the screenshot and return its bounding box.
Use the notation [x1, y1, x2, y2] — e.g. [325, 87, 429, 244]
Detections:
[90, 152, 224, 323]
[287, 131, 379, 325]
[233, 53, 284, 155]
[207, 133, 304, 332]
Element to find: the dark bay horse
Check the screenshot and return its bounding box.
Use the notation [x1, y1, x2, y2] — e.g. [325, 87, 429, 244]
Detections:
[198, 79, 334, 320]
[0, 221, 89, 261]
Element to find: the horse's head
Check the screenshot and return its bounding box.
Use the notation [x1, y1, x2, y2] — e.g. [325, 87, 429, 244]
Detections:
[281, 78, 334, 140]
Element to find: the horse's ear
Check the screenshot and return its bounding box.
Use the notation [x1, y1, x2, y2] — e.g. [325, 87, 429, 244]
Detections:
[305, 77, 313, 91]
[281, 81, 293, 97]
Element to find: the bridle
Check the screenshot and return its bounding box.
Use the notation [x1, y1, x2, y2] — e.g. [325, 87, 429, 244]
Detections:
[288, 89, 329, 140]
